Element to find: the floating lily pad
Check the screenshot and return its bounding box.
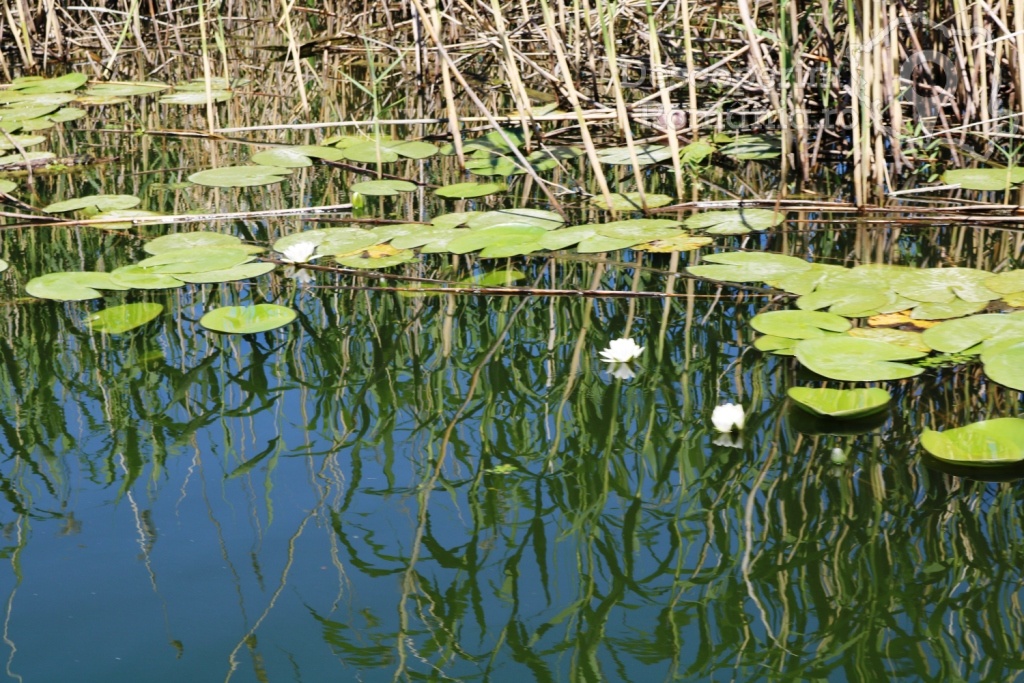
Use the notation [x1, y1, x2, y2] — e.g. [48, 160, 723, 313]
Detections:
[921, 418, 1024, 465]
[589, 192, 674, 211]
[446, 226, 546, 255]
[719, 135, 781, 160]
[435, 182, 504, 199]
[432, 212, 481, 229]
[145, 231, 243, 255]
[750, 310, 851, 339]
[846, 327, 932, 353]
[634, 235, 714, 252]
[445, 128, 525, 155]
[465, 155, 522, 176]
[910, 298, 988, 320]
[527, 146, 584, 171]
[189, 165, 291, 188]
[250, 147, 313, 168]
[0, 179, 15, 193]
[465, 208, 564, 231]
[316, 229, 381, 257]
[536, 226, 596, 251]
[796, 287, 895, 317]
[109, 265, 186, 290]
[159, 90, 232, 105]
[336, 247, 417, 269]
[893, 267, 999, 303]
[25, 271, 128, 300]
[942, 167, 1024, 191]
[765, 263, 849, 295]
[684, 209, 785, 235]
[787, 387, 891, 419]
[984, 270, 1024, 295]
[0, 151, 55, 166]
[679, 140, 716, 164]
[343, 139, 438, 163]
[92, 209, 166, 230]
[0, 134, 46, 150]
[136, 247, 253, 275]
[389, 226, 461, 250]
[291, 145, 347, 161]
[200, 304, 297, 334]
[794, 337, 927, 381]
[14, 73, 87, 94]
[43, 194, 141, 214]
[595, 143, 672, 166]
[172, 262, 277, 284]
[688, 252, 811, 282]
[753, 335, 799, 355]
[980, 338, 1024, 391]
[86, 303, 164, 334]
[82, 81, 169, 98]
[921, 313, 1024, 353]
[350, 179, 418, 196]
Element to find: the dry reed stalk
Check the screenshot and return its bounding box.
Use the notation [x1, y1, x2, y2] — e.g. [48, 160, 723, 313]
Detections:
[645, 0, 683, 198]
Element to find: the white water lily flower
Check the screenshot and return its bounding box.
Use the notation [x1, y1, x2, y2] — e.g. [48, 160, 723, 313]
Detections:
[279, 240, 318, 264]
[712, 403, 745, 433]
[599, 338, 644, 363]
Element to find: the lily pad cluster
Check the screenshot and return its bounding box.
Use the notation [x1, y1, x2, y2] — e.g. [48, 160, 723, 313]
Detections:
[25, 231, 273, 301]
[697, 252, 1024, 389]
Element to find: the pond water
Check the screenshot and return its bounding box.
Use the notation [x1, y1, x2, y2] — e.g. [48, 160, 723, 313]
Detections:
[3, 27, 1024, 683]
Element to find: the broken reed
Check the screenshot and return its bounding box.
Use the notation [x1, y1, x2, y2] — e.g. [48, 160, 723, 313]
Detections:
[2, 0, 1024, 205]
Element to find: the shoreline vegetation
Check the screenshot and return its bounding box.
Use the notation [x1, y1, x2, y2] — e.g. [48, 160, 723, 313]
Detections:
[3, 0, 1022, 206]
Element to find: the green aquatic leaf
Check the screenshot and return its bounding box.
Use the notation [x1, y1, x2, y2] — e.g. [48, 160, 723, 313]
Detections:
[342, 139, 438, 163]
[463, 269, 527, 287]
[431, 212, 482, 229]
[589, 192, 674, 211]
[750, 310, 851, 339]
[14, 72, 87, 94]
[188, 165, 291, 188]
[435, 182, 504, 199]
[765, 263, 848, 295]
[336, 250, 417, 269]
[0, 134, 46, 150]
[536, 226, 596, 251]
[465, 208, 564, 231]
[465, 155, 522, 176]
[893, 267, 999, 303]
[527, 145, 584, 171]
[753, 335, 798, 355]
[688, 252, 811, 282]
[846, 327, 932, 353]
[25, 272, 128, 300]
[921, 313, 1024, 353]
[446, 226, 546, 255]
[921, 418, 1024, 466]
[92, 209, 166, 230]
[942, 167, 1024, 191]
[595, 143, 673, 166]
[684, 209, 785, 234]
[794, 337, 926, 381]
[82, 81, 169, 97]
[172, 262, 277, 284]
[350, 179, 418, 196]
[0, 179, 15, 193]
[159, 90, 232, 105]
[447, 128, 525, 155]
[787, 387, 891, 419]
[43, 194, 141, 214]
[137, 247, 253, 274]
[909, 298, 988, 320]
[200, 304, 297, 334]
[980, 338, 1024, 391]
[0, 151, 55, 166]
[144, 231, 243, 255]
[317, 230, 381, 257]
[633, 235, 714, 252]
[291, 145, 347, 161]
[679, 139, 716, 164]
[250, 147, 313, 168]
[983, 270, 1024, 295]
[719, 134, 781, 160]
[85, 303, 164, 334]
[796, 287, 895, 317]
[109, 265, 186, 290]
[389, 226, 461, 250]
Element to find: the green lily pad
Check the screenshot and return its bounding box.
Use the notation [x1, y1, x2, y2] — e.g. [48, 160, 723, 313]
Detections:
[0, 179, 15, 193]
[86, 303, 164, 334]
[921, 313, 1024, 353]
[0, 134, 46, 150]
[200, 304, 297, 334]
[688, 252, 811, 282]
[159, 90, 232, 105]
[465, 208, 564, 231]
[446, 128, 525, 155]
[589, 192, 674, 211]
[527, 146, 585, 171]
[14, 73, 87, 94]
[291, 145, 347, 161]
[765, 263, 849, 295]
[317, 229, 381, 257]
[350, 179, 418, 196]
[43, 194, 141, 213]
[942, 167, 1024, 191]
[794, 337, 927, 381]
[25, 271, 128, 300]
[336, 249, 418, 269]
[634, 235, 714, 252]
[446, 226, 546, 255]
[983, 270, 1024, 295]
[980, 338, 1024, 391]
[431, 212, 482, 229]
[846, 327, 932, 353]
[389, 226, 462, 250]
[145, 231, 243, 254]
[465, 155, 522, 176]
[679, 140, 716, 164]
[893, 267, 999, 303]
[342, 139, 438, 163]
[910, 298, 988, 320]
[595, 143, 672, 166]
[172, 262, 277, 284]
[787, 387, 891, 419]
[921, 418, 1024, 465]
[684, 209, 785, 235]
[250, 147, 313, 168]
[536, 226, 596, 251]
[796, 287, 895, 317]
[719, 135, 781, 160]
[188, 165, 292, 188]
[82, 81, 169, 98]
[109, 265, 186, 290]
[750, 310, 851, 339]
[575, 235, 646, 253]
[0, 151, 55, 166]
[435, 182, 504, 199]
[753, 335, 798, 355]
[136, 247, 253, 274]
[92, 209, 166, 230]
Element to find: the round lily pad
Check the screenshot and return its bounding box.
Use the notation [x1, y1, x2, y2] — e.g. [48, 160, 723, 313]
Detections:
[980, 338, 1024, 391]
[794, 337, 926, 382]
[589, 193, 674, 211]
[86, 303, 164, 334]
[435, 182, 504, 199]
[465, 209, 564, 231]
[0, 179, 15, 193]
[350, 179, 418, 196]
[787, 387, 891, 419]
[145, 231, 243, 255]
[684, 209, 785, 234]
[750, 310, 851, 339]
[942, 167, 1024, 191]
[188, 165, 292, 188]
[921, 418, 1024, 466]
[200, 304, 297, 334]
[172, 262, 277, 284]
[250, 147, 313, 168]
[109, 265, 186, 290]
[595, 144, 672, 166]
[159, 90, 232, 105]
[43, 194, 141, 214]
[688, 252, 811, 282]
[25, 271, 128, 300]
[136, 247, 253, 274]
